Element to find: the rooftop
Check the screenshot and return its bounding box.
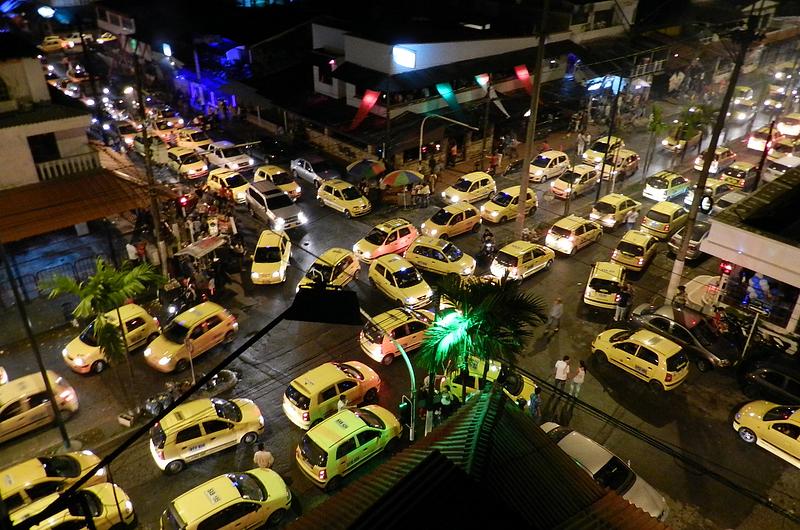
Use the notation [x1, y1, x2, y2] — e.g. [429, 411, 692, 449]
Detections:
[0, 33, 39, 61]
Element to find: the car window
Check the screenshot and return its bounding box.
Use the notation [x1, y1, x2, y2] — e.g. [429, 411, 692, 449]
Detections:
[616, 342, 638, 355]
[337, 380, 357, 393]
[413, 246, 430, 258]
[336, 437, 358, 459]
[398, 227, 411, 238]
[320, 386, 337, 402]
[671, 325, 693, 344]
[203, 420, 231, 434]
[356, 429, 381, 446]
[175, 425, 202, 443]
[772, 423, 800, 439]
[3, 493, 24, 512]
[386, 231, 398, 243]
[450, 213, 464, 225]
[189, 325, 205, 339]
[26, 481, 61, 500]
[637, 347, 659, 366]
[126, 316, 146, 331]
[407, 321, 427, 334]
[430, 249, 446, 261]
[647, 317, 670, 333]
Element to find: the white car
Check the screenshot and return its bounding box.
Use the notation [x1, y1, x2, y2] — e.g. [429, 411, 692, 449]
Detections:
[541, 422, 668, 521]
[290, 157, 341, 187]
[205, 141, 256, 171]
[529, 150, 570, 182]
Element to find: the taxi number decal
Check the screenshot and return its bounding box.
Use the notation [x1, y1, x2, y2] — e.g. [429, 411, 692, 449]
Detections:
[334, 418, 349, 429]
[634, 365, 648, 375]
[204, 487, 222, 504]
[189, 443, 206, 452]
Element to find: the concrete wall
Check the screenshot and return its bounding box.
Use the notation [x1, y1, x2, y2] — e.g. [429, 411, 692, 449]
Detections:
[312, 24, 346, 53]
[313, 66, 345, 98]
[0, 58, 51, 104]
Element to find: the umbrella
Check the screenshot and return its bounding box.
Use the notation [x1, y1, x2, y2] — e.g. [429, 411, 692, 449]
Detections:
[346, 159, 386, 181]
[381, 169, 424, 188]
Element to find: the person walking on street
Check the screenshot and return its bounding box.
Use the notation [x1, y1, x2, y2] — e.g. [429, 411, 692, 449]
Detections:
[672, 285, 688, 308]
[419, 182, 431, 207]
[337, 394, 349, 411]
[581, 132, 592, 154]
[546, 297, 564, 333]
[569, 361, 587, 399]
[554, 356, 570, 393]
[253, 443, 274, 469]
[625, 208, 639, 231]
[615, 283, 632, 322]
[576, 133, 586, 157]
[529, 387, 543, 425]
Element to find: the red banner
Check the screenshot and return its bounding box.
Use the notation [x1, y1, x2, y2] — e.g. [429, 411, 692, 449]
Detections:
[349, 90, 381, 130]
[514, 65, 532, 94]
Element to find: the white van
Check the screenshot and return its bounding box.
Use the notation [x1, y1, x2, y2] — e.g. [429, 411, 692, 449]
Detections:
[764, 155, 800, 183]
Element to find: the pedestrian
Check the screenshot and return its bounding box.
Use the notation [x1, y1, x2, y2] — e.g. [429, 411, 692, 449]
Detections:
[434, 159, 444, 176]
[554, 356, 570, 393]
[546, 297, 563, 333]
[126, 242, 139, 263]
[253, 443, 274, 469]
[624, 208, 639, 231]
[540, 140, 551, 152]
[419, 182, 431, 207]
[337, 394, 349, 411]
[427, 172, 437, 192]
[439, 385, 453, 417]
[447, 142, 458, 167]
[582, 132, 592, 152]
[615, 284, 632, 322]
[576, 133, 586, 157]
[428, 155, 436, 175]
[528, 387, 543, 425]
[672, 285, 688, 308]
[569, 361, 586, 398]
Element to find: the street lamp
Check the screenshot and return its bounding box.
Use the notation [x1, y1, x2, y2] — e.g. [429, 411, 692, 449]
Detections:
[418, 114, 478, 170]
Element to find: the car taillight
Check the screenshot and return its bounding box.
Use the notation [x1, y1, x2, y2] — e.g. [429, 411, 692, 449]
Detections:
[302, 411, 309, 422]
[663, 224, 669, 231]
[738, 178, 744, 186]
[615, 293, 621, 302]
[665, 373, 673, 382]
[318, 469, 327, 480]
[179, 196, 189, 206]
[153, 317, 160, 327]
[637, 257, 644, 265]
[612, 250, 618, 258]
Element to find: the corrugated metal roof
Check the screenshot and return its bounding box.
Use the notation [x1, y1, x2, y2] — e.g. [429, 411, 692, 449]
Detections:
[286, 388, 672, 530]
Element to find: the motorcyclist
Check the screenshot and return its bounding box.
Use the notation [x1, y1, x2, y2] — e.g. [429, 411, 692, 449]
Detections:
[481, 228, 496, 248]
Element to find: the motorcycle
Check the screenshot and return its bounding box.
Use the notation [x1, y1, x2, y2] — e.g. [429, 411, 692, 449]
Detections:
[142, 369, 239, 418]
[476, 239, 497, 267]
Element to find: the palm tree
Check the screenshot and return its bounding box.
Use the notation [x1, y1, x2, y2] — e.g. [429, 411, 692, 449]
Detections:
[643, 105, 668, 175]
[47, 258, 164, 406]
[681, 104, 716, 162]
[416, 275, 546, 404]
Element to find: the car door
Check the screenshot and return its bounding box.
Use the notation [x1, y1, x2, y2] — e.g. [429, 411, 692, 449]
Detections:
[338, 379, 359, 403]
[354, 429, 382, 467]
[584, 222, 600, 246]
[520, 250, 536, 278]
[23, 393, 54, 434]
[332, 189, 345, 211]
[175, 424, 206, 462]
[449, 212, 465, 236]
[202, 418, 237, 451]
[765, 423, 800, 456]
[404, 320, 428, 350]
[573, 225, 588, 248]
[396, 227, 414, 252]
[674, 176, 689, 197]
[0, 399, 30, 442]
[317, 385, 339, 420]
[123, 315, 148, 349]
[633, 347, 659, 381]
[215, 502, 264, 530]
[612, 342, 640, 373]
[428, 248, 448, 274]
[334, 436, 359, 475]
[340, 256, 358, 286]
[531, 247, 550, 272]
[383, 230, 399, 255]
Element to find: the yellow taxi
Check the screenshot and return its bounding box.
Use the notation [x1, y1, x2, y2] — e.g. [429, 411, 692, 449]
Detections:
[296, 405, 402, 491]
[0, 371, 78, 444]
[251, 230, 291, 285]
[161, 468, 292, 529]
[661, 123, 701, 153]
[368, 254, 432, 308]
[1, 450, 105, 514]
[684, 177, 732, 212]
[642, 170, 690, 202]
[297, 248, 360, 290]
[747, 125, 783, 153]
[591, 328, 690, 391]
[583, 134, 624, 164]
[721, 161, 758, 190]
[490, 241, 554, 281]
[353, 218, 419, 263]
[206, 169, 251, 203]
[38, 35, 73, 53]
[611, 230, 658, 272]
[442, 357, 537, 407]
[404, 236, 475, 277]
[167, 147, 208, 179]
[777, 113, 800, 138]
[283, 361, 381, 429]
[62, 303, 160, 374]
[317, 179, 371, 218]
[149, 397, 264, 474]
[733, 401, 800, 469]
[530, 150, 570, 181]
[10, 483, 135, 530]
[254, 164, 302, 200]
[583, 261, 626, 309]
[590, 193, 641, 229]
[597, 148, 640, 181]
[144, 302, 237, 373]
[639, 201, 688, 240]
[545, 215, 603, 255]
[480, 185, 537, 222]
[734, 85, 754, 104]
[420, 202, 481, 239]
[360, 308, 433, 365]
[694, 146, 736, 174]
[174, 127, 212, 151]
[550, 164, 599, 199]
[441, 171, 496, 204]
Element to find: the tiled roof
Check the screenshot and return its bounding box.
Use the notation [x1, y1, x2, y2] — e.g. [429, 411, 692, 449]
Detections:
[287, 388, 672, 530]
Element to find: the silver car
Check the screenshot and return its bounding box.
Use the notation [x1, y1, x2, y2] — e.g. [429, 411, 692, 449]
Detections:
[246, 181, 307, 230]
[668, 221, 710, 260]
[290, 157, 340, 187]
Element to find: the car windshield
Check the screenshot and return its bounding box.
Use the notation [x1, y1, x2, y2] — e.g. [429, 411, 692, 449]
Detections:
[666, 351, 689, 371]
[180, 153, 202, 165]
[617, 241, 643, 256]
[162, 321, 190, 344]
[394, 267, 423, 288]
[337, 362, 365, 380]
[226, 473, 266, 502]
[593, 456, 636, 494]
[550, 226, 572, 238]
[442, 243, 463, 261]
[692, 222, 710, 239]
[492, 192, 513, 206]
[221, 147, 244, 159]
[752, 131, 771, 141]
[225, 174, 248, 188]
[430, 209, 452, 224]
[299, 434, 328, 467]
[79, 322, 99, 347]
[117, 124, 137, 135]
[306, 263, 333, 283]
[646, 211, 671, 223]
[271, 172, 293, 185]
[363, 321, 385, 344]
[285, 384, 310, 410]
[594, 201, 616, 214]
[212, 397, 243, 422]
[40, 455, 80, 478]
[591, 139, 612, 153]
[364, 228, 389, 245]
[646, 176, 668, 189]
[502, 371, 524, 395]
[561, 171, 583, 183]
[768, 160, 790, 172]
[533, 155, 552, 168]
[160, 506, 185, 530]
[150, 423, 167, 449]
[341, 186, 361, 200]
[494, 251, 518, 267]
[590, 278, 622, 293]
[690, 319, 718, 347]
[266, 194, 294, 209]
[764, 406, 800, 422]
[67, 491, 101, 518]
[452, 178, 472, 192]
[254, 246, 281, 263]
[353, 408, 386, 429]
[611, 330, 635, 342]
[505, 160, 523, 174]
[188, 131, 208, 142]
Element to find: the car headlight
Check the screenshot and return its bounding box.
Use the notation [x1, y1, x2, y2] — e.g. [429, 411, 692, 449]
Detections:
[405, 297, 417, 304]
[62, 347, 68, 356]
[535, 170, 543, 176]
[144, 347, 152, 356]
[661, 139, 669, 146]
[298, 212, 308, 223]
[249, 158, 256, 165]
[737, 112, 746, 120]
[236, 192, 246, 200]
[564, 187, 572, 193]
[158, 357, 170, 365]
[462, 267, 473, 275]
[362, 250, 371, 258]
[295, 186, 301, 193]
[86, 98, 95, 106]
[450, 195, 459, 203]
[491, 211, 498, 217]
[73, 357, 85, 366]
[430, 228, 437, 235]
[187, 169, 195, 174]
[441, 191, 446, 198]
[95, 467, 106, 477]
[178, 118, 184, 125]
[201, 164, 207, 171]
[251, 272, 260, 279]
[123, 500, 133, 515]
[594, 156, 602, 162]
[166, 121, 174, 127]
[272, 270, 280, 278]
[718, 359, 731, 367]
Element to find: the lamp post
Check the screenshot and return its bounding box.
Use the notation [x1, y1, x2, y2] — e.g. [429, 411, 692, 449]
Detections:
[418, 115, 478, 170]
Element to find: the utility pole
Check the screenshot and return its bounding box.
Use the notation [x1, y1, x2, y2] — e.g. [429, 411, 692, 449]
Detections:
[479, 75, 492, 171]
[665, 17, 761, 301]
[132, 42, 169, 276]
[594, 87, 621, 202]
[753, 119, 775, 190]
[515, 0, 550, 238]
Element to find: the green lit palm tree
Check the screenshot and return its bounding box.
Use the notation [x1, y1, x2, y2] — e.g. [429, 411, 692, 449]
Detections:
[417, 275, 546, 403]
[47, 258, 164, 406]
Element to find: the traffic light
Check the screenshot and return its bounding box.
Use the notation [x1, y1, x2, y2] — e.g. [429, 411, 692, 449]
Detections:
[398, 395, 412, 428]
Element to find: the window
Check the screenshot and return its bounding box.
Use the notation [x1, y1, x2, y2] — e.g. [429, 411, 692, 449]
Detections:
[616, 342, 638, 355]
[772, 423, 800, 439]
[203, 420, 231, 434]
[29, 392, 50, 408]
[3, 493, 24, 512]
[522, 252, 534, 264]
[671, 325, 694, 344]
[357, 429, 380, 446]
[337, 380, 356, 393]
[374, 264, 385, 277]
[318, 63, 333, 85]
[413, 246, 431, 258]
[26, 481, 61, 500]
[204, 315, 223, 330]
[336, 437, 358, 459]
[198, 511, 231, 530]
[649, 317, 671, 333]
[450, 213, 464, 225]
[190, 325, 205, 339]
[126, 317, 146, 332]
[27, 133, 61, 165]
[637, 348, 659, 366]
[465, 210, 476, 219]
[430, 249, 446, 261]
[407, 321, 427, 334]
[398, 227, 411, 238]
[175, 425, 202, 443]
[386, 231, 398, 243]
[320, 386, 337, 402]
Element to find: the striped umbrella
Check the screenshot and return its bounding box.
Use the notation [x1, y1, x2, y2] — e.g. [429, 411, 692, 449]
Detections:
[346, 159, 386, 181]
[381, 169, 424, 188]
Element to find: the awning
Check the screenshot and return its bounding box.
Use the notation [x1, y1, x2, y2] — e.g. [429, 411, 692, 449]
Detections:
[175, 236, 228, 259]
[0, 170, 171, 243]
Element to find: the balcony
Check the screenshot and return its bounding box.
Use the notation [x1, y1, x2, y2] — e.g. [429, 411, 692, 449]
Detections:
[36, 151, 101, 181]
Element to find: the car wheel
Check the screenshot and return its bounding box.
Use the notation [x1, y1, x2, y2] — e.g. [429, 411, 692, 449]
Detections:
[594, 350, 608, 364]
[318, 198, 325, 207]
[174, 358, 189, 373]
[224, 331, 235, 344]
[696, 359, 712, 373]
[324, 476, 342, 493]
[545, 259, 553, 270]
[569, 245, 576, 256]
[471, 223, 480, 233]
[345, 210, 352, 219]
[439, 233, 449, 240]
[649, 380, 664, 392]
[165, 459, 185, 475]
[364, 387, 379, 404]
[743, 383, 760, 399]
[382, 354, 394, 366]
[91, 360, 107, 374]
[241, 431, 259, 445]
[738, 427, 757, 444]
[147, 332, 160, 344]
[500, 216, 507, 223]
[267, 509, 287, 527]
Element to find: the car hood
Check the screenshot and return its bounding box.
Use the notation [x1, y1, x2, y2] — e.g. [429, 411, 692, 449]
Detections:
[63, 335, 100, 360]
[271, 203, 301, 218]
[354, 238, 380, 254]
[624, 475, 668, 519]
[737, 400, 772, 421]
[145, 335, 183, 358]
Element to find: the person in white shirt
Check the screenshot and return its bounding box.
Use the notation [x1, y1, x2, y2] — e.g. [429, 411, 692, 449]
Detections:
[337, 394, 349, 411]
[554, 356, 570, 392]
[569, 360, 586, 398]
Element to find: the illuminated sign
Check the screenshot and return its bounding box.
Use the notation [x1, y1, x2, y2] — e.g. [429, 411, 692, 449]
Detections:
[392, 46, 416, 69]
[162, 43, 172, 57]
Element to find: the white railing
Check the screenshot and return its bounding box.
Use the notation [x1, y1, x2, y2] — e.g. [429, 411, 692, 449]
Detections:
[36, 151, 101, 181]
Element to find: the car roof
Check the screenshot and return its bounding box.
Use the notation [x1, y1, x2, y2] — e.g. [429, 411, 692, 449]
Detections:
[570, 164, 597, 174]
[256, 164, 286, 174]
[459, 171, 493, 182]
[0, 371, 63, 407]
[175, 302, 226, 327]
[597, 193, 633, 206]
[251, 180, 280, 194]
[727, 161, 755, 170]
[411, 235, 450, 250]
[171, 474, 241, 520]
[168, 147, 194, 156]
[650, 170, 682, 180]
[556, 429, 614, 474]
[630, 329, 682, 356]
[553, 215, 590, 230]
[591, 261, 624, 280]
[256, 230, 285, 248]
[307, 408, 369, 448]
[375, 218, 413, 231]
[209, 140, 235, 148]
[291, 362, 345, 397]
[538, 150, 567, 158]
[441, 202, 478, 214]
[160, 398, 215, 432]
[720, 190, 748, 201]
[500, 240, 538, 256]
[374, 253, 415, 272]
[497, 185, 523, 196]
[648, 201, 683, 214]
[594, 135, 623, 143]
[325, 178, 355, 189]
[371, 308, 426, 332]
[0, 458, 49, 493]
[317, 247, 351, 265]
[619, 230, 654, 245]
[208, 168, 237, 178]
[702, 178, 725, 189]
[615, 148, 638, 157]
[104, 303, 148, 324]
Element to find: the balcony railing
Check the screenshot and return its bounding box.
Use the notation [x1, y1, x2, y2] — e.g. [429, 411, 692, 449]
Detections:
[36, 150, 101, 181]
